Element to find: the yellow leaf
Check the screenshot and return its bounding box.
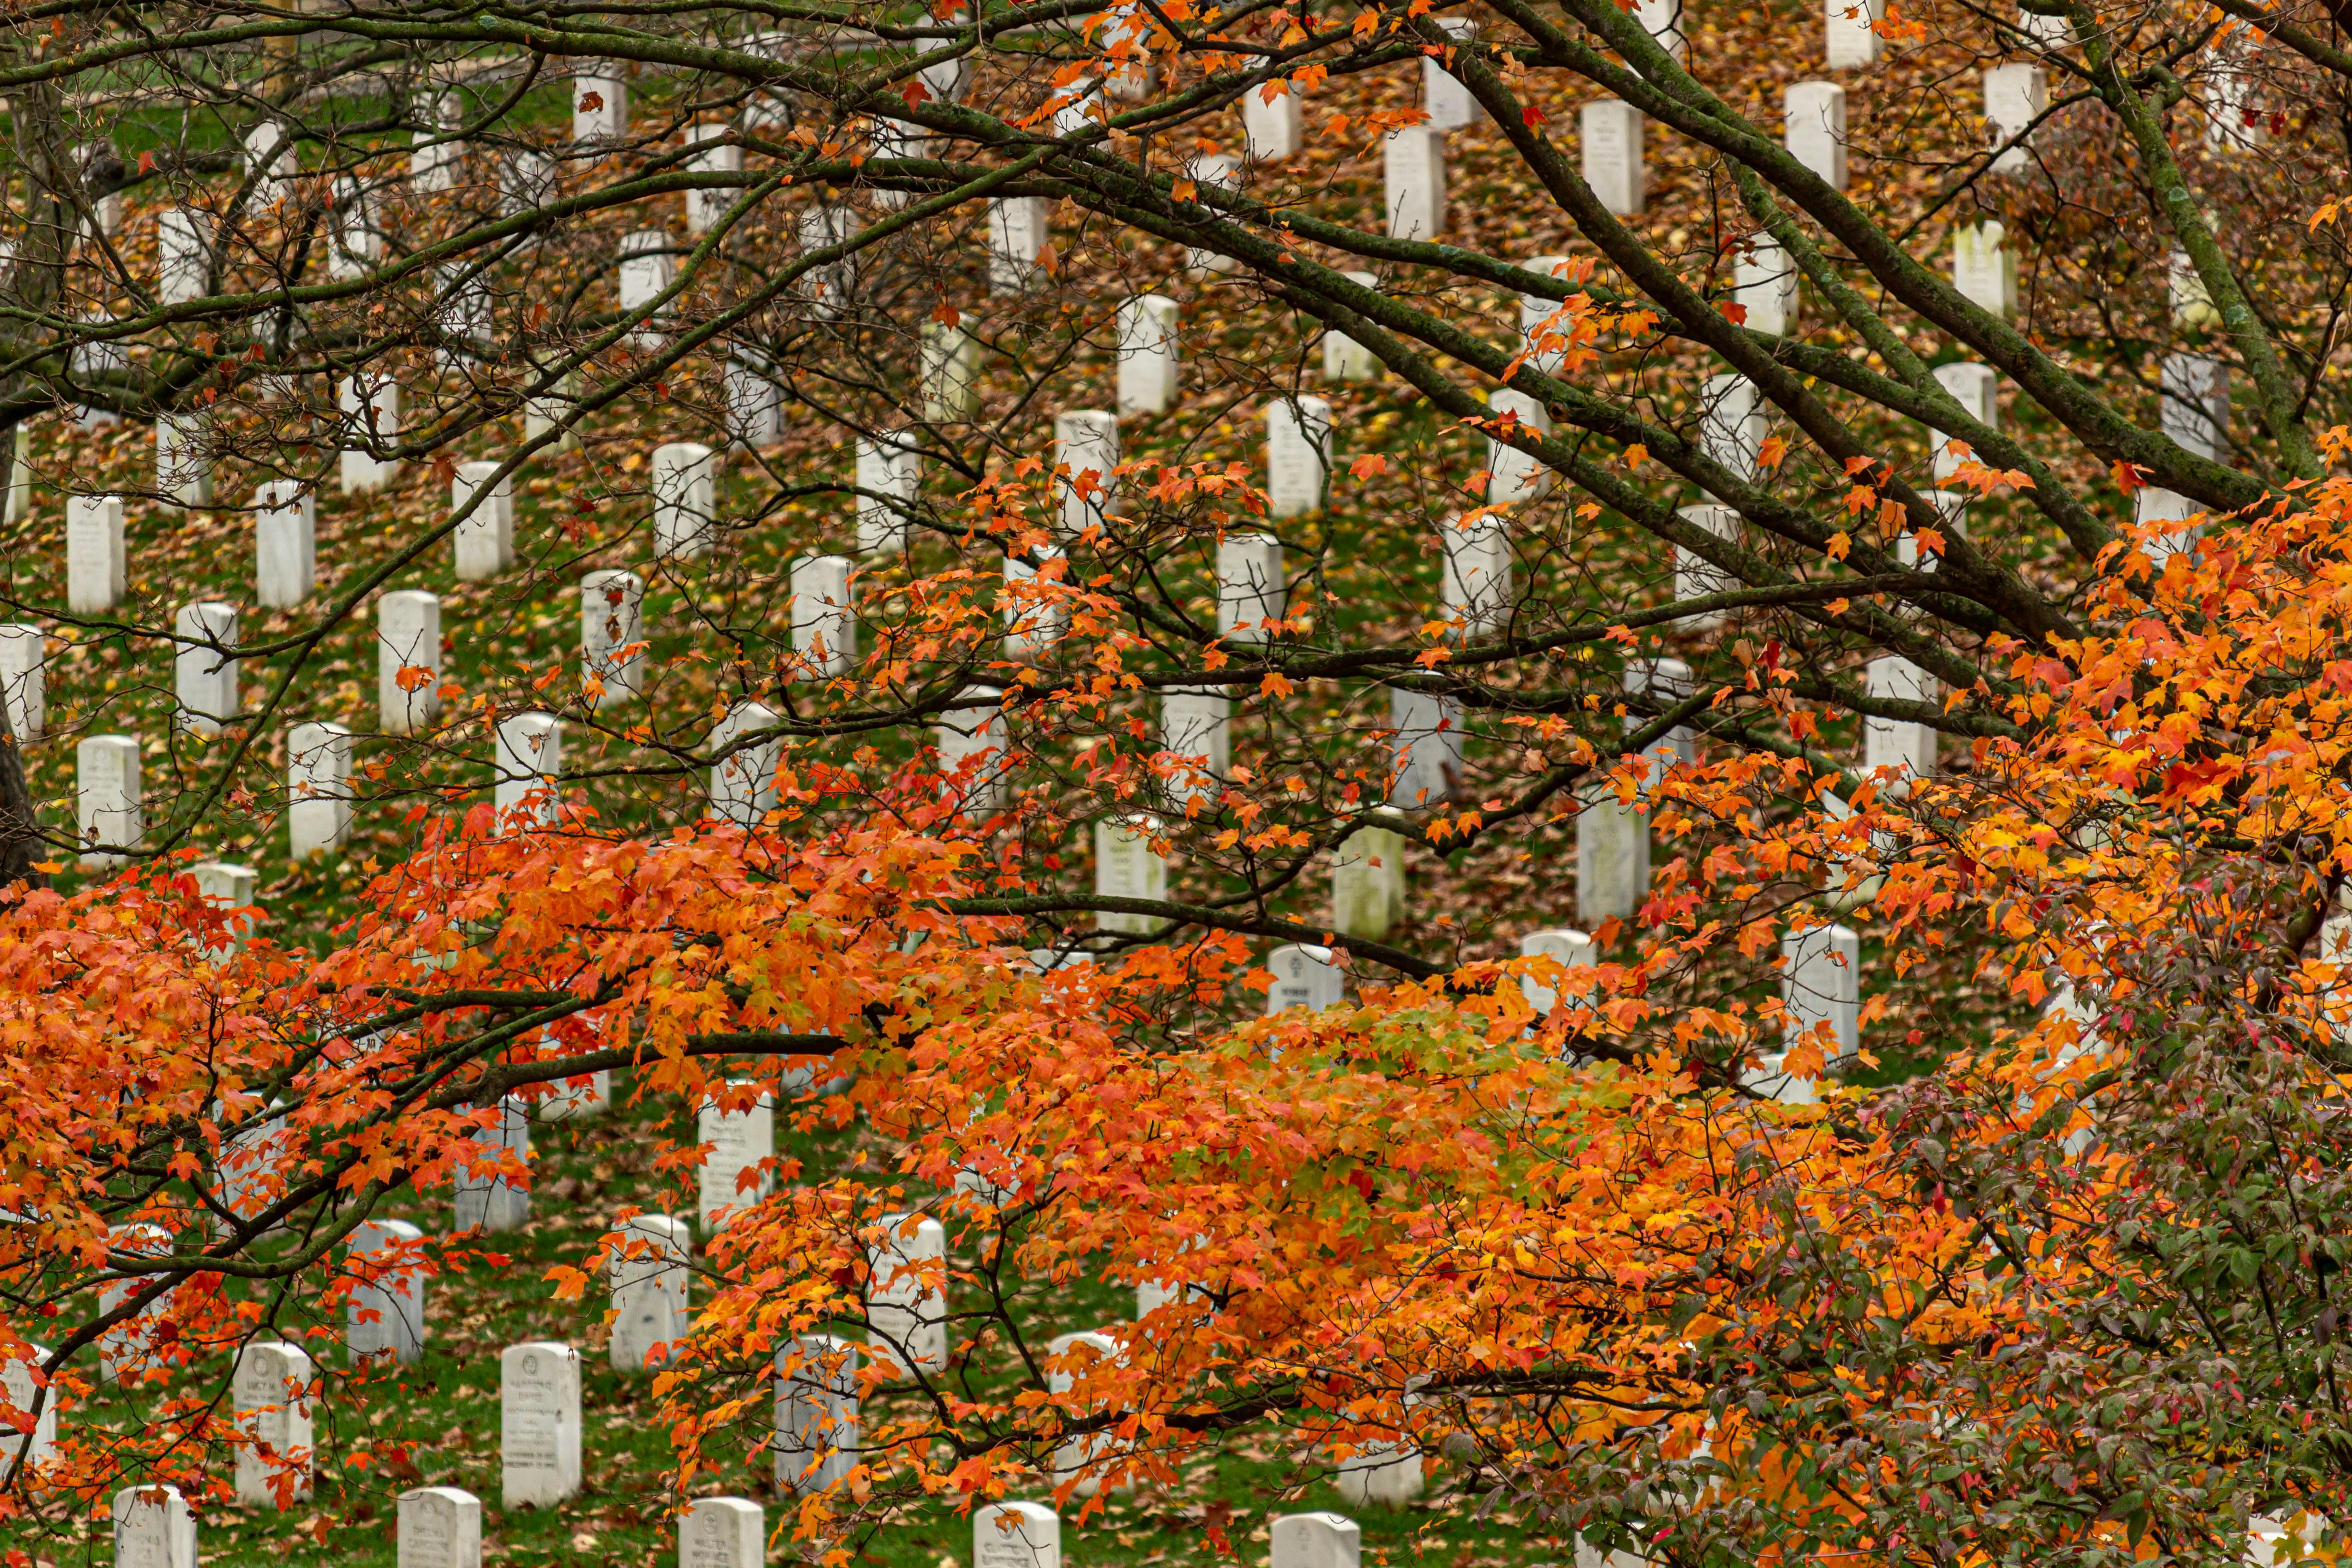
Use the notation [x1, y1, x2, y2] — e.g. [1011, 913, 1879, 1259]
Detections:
[1827, 530, 1852, 561]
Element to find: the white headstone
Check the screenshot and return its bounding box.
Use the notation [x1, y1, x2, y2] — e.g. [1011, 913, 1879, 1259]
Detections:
[2018, 6, 2076, 49]
[1383, 125, 1445, 241]
[1265, 943, 1344, 1013]
[1785, 81, 1849, 190]
[433, 264, 495, 368]
[172, 601, 237, 736]
[794, 205, 864, 317]
[868, 1212, 949, 1376]
[1518, 254, 1573, 374]
[1487, 389, 1553, 505]
[537, 1063, 611, 1122]
[682, 1497, 765, 1568]
[1272, 1512, 1361, 1568]
[1100, 2, 1156, 98]
[1782, 923, 1860, 1063]
[2206, 46, 2264, 151]
[1047, 1330, 1125, 1494]
[1634, 0, 1686, 59]
[1054, 411, 1120, 536]
[2169, 248, 2217, 327]
[710, 700, 781, 827]
[1824, 0, 1883, 66]
[1926, 361, 1999, 480]
[1984, 63, 2046, 173]
[254, 479, 315, 608]
[244, 121, 296, 206]
[98, 1223, 173, 1382]
[1624, 656, 1696, 789]
[157, 416, 212, 508]
[775, 1336, 859, 1495]
[698, 1083, 775, 1230]
[1734, 236, 1800, 336]
[1441, 514, 1512, 633]
[918, 29, 972, 105]
[856, 433, 924, 555]
[1423, 18, 1481, 128]
[684, 122, 742, 234]
[2135, 485, 2200, 566]
[1864, 655, 1936, 792]
[452, 461, 514, 579]
[234, 1340, 314, 1507]
[1582, 100, 1645, 216]
[1002, 547, 1068, 657]
[1334, 1440, 1422, 1506]
[921, 323, 983, 421]
[573, 64, 629, 142]
[376, 590, 442, 736]
[0, 623, 42, 743]
[454, 1096, 532, 1232]
[216, 1089, 288, 1216]
[500, 1341, 581, 1508]
[1264, 396, 1333, 519]
[1741, 1049, 1820, 1103]
[1577, 779, 1647, 923]
[0, 1343, 55, 1483]
[1954, 222, 2019, 318]
[1897, 488, 1970, 572]
[1161, 687, 1229, 805]
[617, 230, 674, 349]
[338, 377, 402, 494]
[493, 711, 563, 827]
[348, 1217, 426, 1364]
[1322, 272, 1384, 382]
[1674, 502, 1740, 627]
[410, 92, 462, 191]
[1700, 373, 1764, 489]
[1332, 818, 1407, 939]
[790, 554, 856, 676]
[1182, 154, 1242, 275]
[396, 1486, 481, 1568]
[1052, 77, 1105, 137]
[867, 118, 925, 211]
[609, 1212, 692, 1372]
[1390, 689, 1460, 808]
[1116, 295, 1181, 416]
[580, 570, 646, 709]
[725, 357, 782, 448]
[1093, 813, 1166, 935]
[989, 196, 1050, 293]
[936, 686, 1008, 813]
[1216, 533, 1286, 642]
[974, 1502, 1060, 1568]
[73, 330, 126, 430]
[328, 177, 384, 280]
[284, 720, 354, 860]
[113, 1482, 197, 1568]
[77, 734, 141, 867]
[67, 493, 127, 614]
[158, 207, 213, 305]
[2160, 352, 2229, 461]
[1243, 83, 1302, 161]
[1518, 928, 1597, 1017]
[652, 441, 717, 560]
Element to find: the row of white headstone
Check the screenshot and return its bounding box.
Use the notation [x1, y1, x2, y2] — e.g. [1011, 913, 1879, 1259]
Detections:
[1257, 919, 1855, 1100]
[103, 1476, 769, 1568]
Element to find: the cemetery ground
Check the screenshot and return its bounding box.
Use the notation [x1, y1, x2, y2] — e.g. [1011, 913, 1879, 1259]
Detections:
[34, 1078, 1568, 1568]
[18, 368, 2000, 1083]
